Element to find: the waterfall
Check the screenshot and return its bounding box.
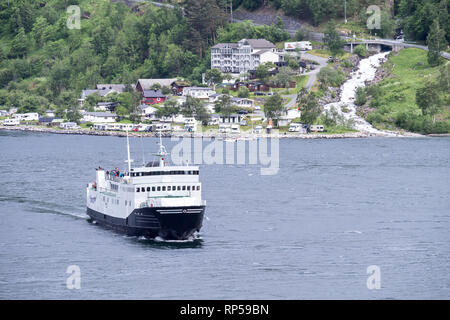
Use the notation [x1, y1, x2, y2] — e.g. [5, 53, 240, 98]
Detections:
[323, 51, 393, 135]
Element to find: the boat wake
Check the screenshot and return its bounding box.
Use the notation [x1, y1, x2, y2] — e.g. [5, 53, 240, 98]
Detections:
[131, 233, 204, 248]
[0, 195, 87, 219]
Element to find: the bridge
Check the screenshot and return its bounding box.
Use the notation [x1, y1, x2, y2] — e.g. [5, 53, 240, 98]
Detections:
[344, 39, 450, 60]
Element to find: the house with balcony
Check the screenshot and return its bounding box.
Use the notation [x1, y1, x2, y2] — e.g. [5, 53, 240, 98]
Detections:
[211, 39, 280, 74]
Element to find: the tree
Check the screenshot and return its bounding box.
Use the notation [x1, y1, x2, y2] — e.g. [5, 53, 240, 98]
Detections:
[323, 20, 344, 58]
[182, 96, 203, 117]
[255, 62, 273, 83]
[378, 10, 395, 38]
[300, 93, 321, 125]
[264, 93, 284, 126]
[237, 86, 250, 98]
[427, 19, 447, 67]
[353, 44, 367, 58]
[317, 66, 345, 89]
[31, 16, 51, 48]
[158, 99, 180, 121]
[205, 68, 223, 90]
[115, 106, 129, 120]
[10, 27, 28, 58]
[214, 94, 233, 121]
[273, 67, 295, 88]
[416, 81, 443, 123]
[294, 29, 305, 41]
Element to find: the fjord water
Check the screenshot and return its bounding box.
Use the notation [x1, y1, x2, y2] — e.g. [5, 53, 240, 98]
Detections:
[0, 131, 449, 299]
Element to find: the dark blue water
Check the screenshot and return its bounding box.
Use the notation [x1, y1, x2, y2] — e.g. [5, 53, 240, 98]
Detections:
[0, 131, 449, 299]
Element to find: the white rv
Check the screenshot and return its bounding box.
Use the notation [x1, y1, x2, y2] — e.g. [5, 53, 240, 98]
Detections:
[3, 118, 20, 126]
[289, 123, 307, 133]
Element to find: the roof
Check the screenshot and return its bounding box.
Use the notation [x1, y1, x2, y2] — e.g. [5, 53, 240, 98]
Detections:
[138, 104, 157, 112]
[184, 87, 214, 91]
[243, 39, 275, 49]
[137, 79, 177, 90]
[142, 89, 166, 98]
[211, 43, 239, 49]
[38, 117, 55, 123]
[96, 84, 130, 92]
[81, 89, 115, 99]
[83, 112, 117, 117]
[252, 49, 275, 56]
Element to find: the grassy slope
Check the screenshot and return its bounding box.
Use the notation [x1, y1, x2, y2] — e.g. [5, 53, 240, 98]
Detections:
[369, 48, 449, 129]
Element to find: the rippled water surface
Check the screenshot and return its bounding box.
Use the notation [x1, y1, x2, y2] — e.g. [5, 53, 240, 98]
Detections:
[0, 131, 449, 299]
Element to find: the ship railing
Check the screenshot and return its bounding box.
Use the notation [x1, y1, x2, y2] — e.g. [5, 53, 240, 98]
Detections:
[105, 175, 129, 184]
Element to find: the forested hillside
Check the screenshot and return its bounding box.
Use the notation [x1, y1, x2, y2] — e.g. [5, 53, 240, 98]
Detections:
[234, 0, 449, 41]
[0, 0, 448, 118]
[0, 0, 228, 115]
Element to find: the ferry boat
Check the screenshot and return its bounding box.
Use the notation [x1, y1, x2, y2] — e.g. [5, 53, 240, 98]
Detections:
[86, 133, 206, 240]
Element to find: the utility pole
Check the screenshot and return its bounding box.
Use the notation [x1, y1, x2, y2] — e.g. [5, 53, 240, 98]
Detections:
[230, 0, 233, 21]
[344, 0, 347, 24]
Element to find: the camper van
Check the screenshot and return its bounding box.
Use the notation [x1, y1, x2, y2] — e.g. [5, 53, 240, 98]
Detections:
[309, 124, 325, 132]
[289, 123, 307, 133]
[154, 123, 171, 132]
[3, 118, 20, 126]
[219, 124, 230, 133]
[253, 125, 263, 134]
[59, 122, 79, 130]
[230, 124, 240, 134]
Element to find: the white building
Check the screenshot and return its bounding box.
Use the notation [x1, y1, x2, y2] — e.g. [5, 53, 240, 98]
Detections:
[82, 112, 117, 123]
[182, 87, 216, 99]
[211, 39, 280, 74]
[138, 104, 158, 120]
[14, 113, 39, 121]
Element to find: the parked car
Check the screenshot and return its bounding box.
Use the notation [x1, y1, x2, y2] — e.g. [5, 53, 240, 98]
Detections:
[239, 120, 248, 126]
[254, 106, 261, 111]
[254, 92, 266, 96]
[238, 110, 248, 115]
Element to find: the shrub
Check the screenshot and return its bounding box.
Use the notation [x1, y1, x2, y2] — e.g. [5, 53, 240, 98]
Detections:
[354, 44, 367, 58]
[355, 87, 367, 106]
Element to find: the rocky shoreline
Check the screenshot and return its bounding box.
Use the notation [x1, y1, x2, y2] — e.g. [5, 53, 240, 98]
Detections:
[0, 125, 421, 139]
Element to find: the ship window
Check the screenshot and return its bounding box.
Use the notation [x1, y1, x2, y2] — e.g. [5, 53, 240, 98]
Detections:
[136, 188, 140, 192]
[141, 187, 145, 192]
[152, 186, 156, 192]
[162, 186, 166, 191]
[125, 200, 127, 206]
[147, 187, 150, 192]
[187, 186, 190, 191]
[182, 186, 186, 191]
[177, 186, 181, 191]
[197, 186, 200, 191]
[139, 172, 143, 176]
[167, 186, 171, 191]
[157, 186, 161, 191]
[192, 186, 195, 190]
[173, 186, 176, 191]
[194, 171, 199, 175]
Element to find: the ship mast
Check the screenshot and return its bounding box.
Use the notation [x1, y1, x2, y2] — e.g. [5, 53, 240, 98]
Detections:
[125, 130, 134, 172]
[156, 131, 169, 167]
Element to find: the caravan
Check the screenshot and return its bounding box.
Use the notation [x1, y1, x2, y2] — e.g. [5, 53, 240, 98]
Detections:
[3, 118, 20, 126]
[289, 123, 307, 133]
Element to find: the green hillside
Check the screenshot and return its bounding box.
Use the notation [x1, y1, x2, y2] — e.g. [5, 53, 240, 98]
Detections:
[364, 49, 449, 133]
